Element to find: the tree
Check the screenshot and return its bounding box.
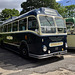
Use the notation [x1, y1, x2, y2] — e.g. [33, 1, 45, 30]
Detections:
[65, 5, 75, 17]
[1, 8, 20, 21]
[0, 12, 3, 21]
[20, 0, 75, 18]
[55, 4, 75, 18]
[56, 4, 67, 18]
[20, 0, 58, 14]
[56, 4, 75, 18]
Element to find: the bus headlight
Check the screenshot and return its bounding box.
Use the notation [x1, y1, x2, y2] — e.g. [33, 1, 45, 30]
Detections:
[65, 43, 67, 48]
[43, 45, 47, 52]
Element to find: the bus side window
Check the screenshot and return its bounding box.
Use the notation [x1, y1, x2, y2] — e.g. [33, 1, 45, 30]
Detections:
[4, 25, 8, 32]
[28, 17, 38, 31]
[0, 27, 2, 32]
[0, 27, 1, 32]
[13, 21, 18, 31]
[19, 18, 27, 31]
[8, 24, 11, 32]
[1, 26, 3, 32]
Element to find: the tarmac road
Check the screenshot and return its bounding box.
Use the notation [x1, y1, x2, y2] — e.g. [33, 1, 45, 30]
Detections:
[0, 47, 75, 75]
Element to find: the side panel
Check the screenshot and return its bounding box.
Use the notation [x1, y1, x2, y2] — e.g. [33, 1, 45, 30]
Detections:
[0, 32, 42, 54]
[67, 34, 75, 48]
[0, 32, 67, 56]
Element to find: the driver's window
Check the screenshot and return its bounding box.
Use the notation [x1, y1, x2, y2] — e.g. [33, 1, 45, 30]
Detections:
[28, 17, 38, 32]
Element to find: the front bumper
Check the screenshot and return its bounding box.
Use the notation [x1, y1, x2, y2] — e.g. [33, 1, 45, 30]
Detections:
[29, 50, 67, 59]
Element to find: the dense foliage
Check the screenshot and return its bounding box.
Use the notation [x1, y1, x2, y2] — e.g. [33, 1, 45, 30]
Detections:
[20, 0, 58, 14]
[20, 0, 75, 18]
[57, 5, 75, 18]
[65, 5, 75, 17]
[0, 8, 19, 21]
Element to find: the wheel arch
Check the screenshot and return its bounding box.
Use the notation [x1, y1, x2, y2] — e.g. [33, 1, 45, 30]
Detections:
[19, 40, 29, 52]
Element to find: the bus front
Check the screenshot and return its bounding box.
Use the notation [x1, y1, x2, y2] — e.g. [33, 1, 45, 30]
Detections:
[28, 8, 67, 59]
[37, 15, 67, 59]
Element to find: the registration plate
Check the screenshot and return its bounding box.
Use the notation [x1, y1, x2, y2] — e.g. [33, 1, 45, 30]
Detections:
[49, 42, 63, 47]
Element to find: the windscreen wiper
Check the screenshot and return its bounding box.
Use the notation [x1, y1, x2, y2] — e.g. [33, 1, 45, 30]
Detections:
[45, 16, 52, 26]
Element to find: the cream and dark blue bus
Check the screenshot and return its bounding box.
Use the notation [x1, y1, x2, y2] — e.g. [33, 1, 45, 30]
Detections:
[0, 7, 67, 59]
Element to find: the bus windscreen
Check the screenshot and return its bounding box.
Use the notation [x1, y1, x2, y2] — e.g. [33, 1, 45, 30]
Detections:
[39, 16, 56, 33]
[55, 18, 66, 33]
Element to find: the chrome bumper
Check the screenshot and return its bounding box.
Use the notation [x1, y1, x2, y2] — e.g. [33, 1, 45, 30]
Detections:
[29, 50, 67, 59]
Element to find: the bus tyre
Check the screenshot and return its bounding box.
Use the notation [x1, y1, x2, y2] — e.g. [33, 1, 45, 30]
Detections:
[57, 55, 64, 59]
[59, 55, 64, 59]
[0, 40, 4, 48]
[20, 46, 29, 58]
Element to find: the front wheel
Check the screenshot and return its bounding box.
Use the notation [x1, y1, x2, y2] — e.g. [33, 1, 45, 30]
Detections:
[57, 55, 64, 59]
[20, 46, 29, 58]
[0, 40, 4, 48]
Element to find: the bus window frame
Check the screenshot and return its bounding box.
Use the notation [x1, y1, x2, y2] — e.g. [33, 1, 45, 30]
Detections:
[1, 25, 4, 32]
[3, 24, 8, 32]
[19, 18, 27, 31]
[0, 15, 40, 35]
[54, 16, 66, 33]
[12, 21, 19, 32]
[8, 23, 12, 32]
[27, 15, 40, 34]
[38, 15, 67, 35]
[38, 14, 57, 35]
[0, 15, 67, 35]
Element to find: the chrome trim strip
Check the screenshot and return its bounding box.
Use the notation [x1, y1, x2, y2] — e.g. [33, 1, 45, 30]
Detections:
[4, 42, 19, 47]
[29, 50, 67, 59]
[41, 33, 67, 36]
[0, 30, 38, 34]
[0, 30, 67, 37]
